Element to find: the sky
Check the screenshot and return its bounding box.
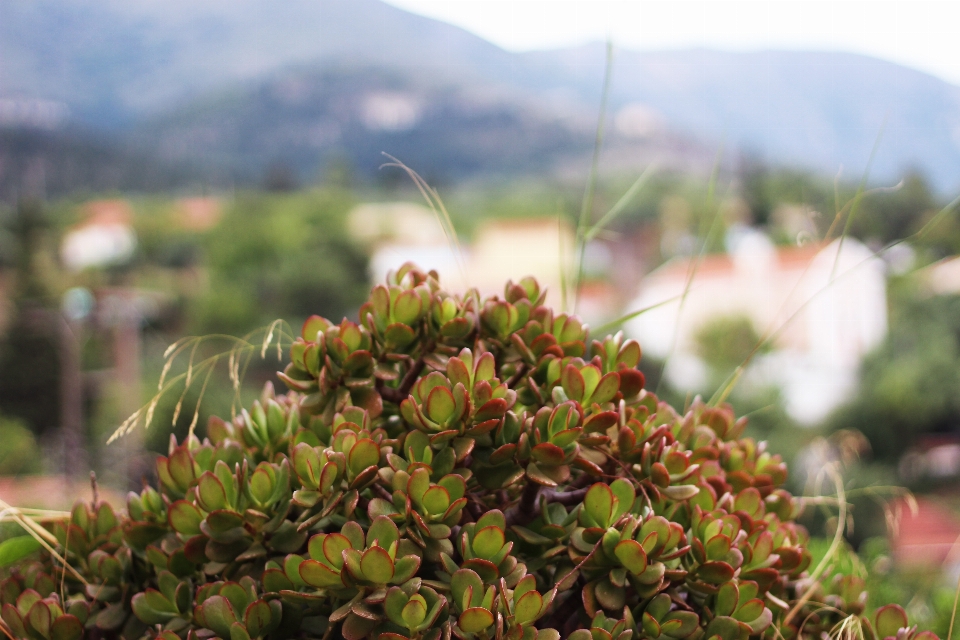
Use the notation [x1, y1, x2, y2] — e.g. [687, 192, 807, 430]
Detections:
[382, 0, 960, 86]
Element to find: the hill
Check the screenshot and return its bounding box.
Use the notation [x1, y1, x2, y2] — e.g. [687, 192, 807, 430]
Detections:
[1, 0, 958, 191]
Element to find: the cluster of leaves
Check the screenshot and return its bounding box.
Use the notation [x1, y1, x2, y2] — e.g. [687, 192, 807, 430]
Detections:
[0, 264, 942, 639]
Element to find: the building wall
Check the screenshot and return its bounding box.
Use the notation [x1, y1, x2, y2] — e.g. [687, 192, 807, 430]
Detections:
[624, 232, 887, 423]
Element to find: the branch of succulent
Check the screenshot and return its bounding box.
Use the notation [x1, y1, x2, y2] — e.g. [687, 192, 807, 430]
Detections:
[0, 263, 941, 640]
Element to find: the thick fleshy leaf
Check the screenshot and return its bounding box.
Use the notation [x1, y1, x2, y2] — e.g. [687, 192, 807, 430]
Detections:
[421, 485, 451, 515]
[661, 612, 700, 638]
[594, 579, 625, 611]
[393, 555, 421, 584]
[476, 510, 507, 532]
[614, 539, 648, 575]
[230, 622, 252, 640]
[244, 600, 272, 637]
[168, 501, 203, 536]
[426, 386, 457, 423]
[875, 605, 909, 638]
[299, 560, 342, 588]
[472, 526, 505, 559]
[401, 595, 428, 628]
[302, 315, 331, 341]
[591, 372, 621, 405]
[0, 536, 41, 567]
[662, 485, 700, 501]
[49, 615, 84, 640]
[364, 518, 398, 552]
[698, 561, 735, 584]
[384, 587, 409, 625]
[197, 472, 228, 512]
[705, 616, 741, 640]
[584, 483, 614, 527]
[452, 569, 485, 608]
[323, 533, 352, 569]
[249, 467, 275, 506]
[348, 439, 380, 476]
[733, 599, 764, 624]
[459, 607, 495, 633]
[342, 611, 378, 640]
[360, 546, 395, 584]
[438, 474, 467, 500]
[514, 591, 543, 625]
[26, 601, 51, 636]
[393, 289, 423, 325]
[746, 607, 773, 634]
[1, 604, 26, 637]
[204, 509, 245, 535]
[526, 462, 560, 487]
[643, 612, 662, 637]
[531, 443, 566, 466]
[609, 478, 635, 520]
[561, 365, 585, 402]
[199, 596, 238, 638]
[715, 582, 739, 618]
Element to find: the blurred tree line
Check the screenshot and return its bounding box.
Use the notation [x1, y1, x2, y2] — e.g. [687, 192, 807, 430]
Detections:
[0, 187, 369, 476]
[0, 160, 957, 482]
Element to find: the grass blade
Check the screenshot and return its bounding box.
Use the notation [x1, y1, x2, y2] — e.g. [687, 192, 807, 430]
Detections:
[574, 39, 614, 312]
[380, 153, 466, 282]
[654, 146, 726, 395]
[592, 294, 684, 334]
[584, 162, 659, 243]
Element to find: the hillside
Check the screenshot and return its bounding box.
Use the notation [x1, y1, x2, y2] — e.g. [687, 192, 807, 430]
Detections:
[520, 46, 960, 191]
[1, 0, 958, 191]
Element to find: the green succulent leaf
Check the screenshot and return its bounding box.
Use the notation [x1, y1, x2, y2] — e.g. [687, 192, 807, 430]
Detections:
[459, 607, 495, 634]
[0, 536, 41, 567]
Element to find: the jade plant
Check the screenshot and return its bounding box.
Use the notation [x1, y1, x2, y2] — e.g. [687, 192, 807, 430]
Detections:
[0, 263, 941, 640]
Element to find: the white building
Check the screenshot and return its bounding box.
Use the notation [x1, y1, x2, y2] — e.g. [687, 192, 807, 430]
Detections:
[60, 200, 138, 272]
[350, 203, 570, 303]
[625, 228, 887, 423]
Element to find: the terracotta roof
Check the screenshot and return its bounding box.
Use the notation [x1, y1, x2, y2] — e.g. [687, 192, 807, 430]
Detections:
[78, 199, 133, 227]
[649, 243, 826, 280]
[777, 244, 825, 267]
[890, 498, 960, 567]
[176, 197, 222, 231]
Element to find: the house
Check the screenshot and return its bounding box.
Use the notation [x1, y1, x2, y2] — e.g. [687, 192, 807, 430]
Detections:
[624, 228, 887, 423]
[890, 497, 960, 571]
[60, 200, 137, 272]
[349, 203, 618, 321]
[174, 197, 222, 231]
[920, 255, 960, 296]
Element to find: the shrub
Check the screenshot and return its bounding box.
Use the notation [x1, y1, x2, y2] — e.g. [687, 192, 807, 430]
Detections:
[0, 264, 939, 640]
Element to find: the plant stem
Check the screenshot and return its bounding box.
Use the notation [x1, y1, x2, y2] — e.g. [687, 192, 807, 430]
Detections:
[544, 487, 590, 505]
[505, 481, 541, 527]
[505, 363, 528, 388]
[378, 356, 426, 404]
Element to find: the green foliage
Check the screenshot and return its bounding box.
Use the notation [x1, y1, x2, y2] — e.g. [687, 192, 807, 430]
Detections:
[189, 189, 368, 336]
[826, 290, 960, 462]
[0, 266, 939, 639]
[694, 316, 766, 374]
[0, 413, 42, 475]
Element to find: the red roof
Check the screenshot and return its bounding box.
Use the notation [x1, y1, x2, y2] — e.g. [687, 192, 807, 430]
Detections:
[651, 244, 825, 280]
[79, 199, 133, 227]
[890, 498, 960, 567]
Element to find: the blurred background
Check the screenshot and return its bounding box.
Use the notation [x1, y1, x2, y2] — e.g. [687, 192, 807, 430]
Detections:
[2, 0, 960, 629]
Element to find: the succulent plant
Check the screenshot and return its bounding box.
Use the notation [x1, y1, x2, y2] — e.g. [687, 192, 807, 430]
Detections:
[0, 264, 940, 640]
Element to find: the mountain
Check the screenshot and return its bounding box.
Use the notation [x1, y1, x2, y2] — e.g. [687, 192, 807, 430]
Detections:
[1, 0, 959, 192]
[519, 46, 960, 192]
[0, 128, 196, 199]
[127, 65, 600, 185]
[0, 0, 515, 127]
